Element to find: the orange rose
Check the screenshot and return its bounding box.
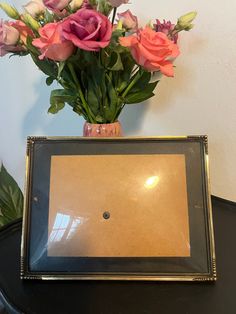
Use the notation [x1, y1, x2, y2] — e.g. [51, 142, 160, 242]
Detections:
[32, 22, 75, 61]
[120, 26, 179, 77]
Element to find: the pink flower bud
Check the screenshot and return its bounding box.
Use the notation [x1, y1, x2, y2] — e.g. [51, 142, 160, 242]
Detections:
[43, 0, 71, 11]
[23, 0, 45, 18]
[117, 10, 138, 31]
[81, 0, 93, 9]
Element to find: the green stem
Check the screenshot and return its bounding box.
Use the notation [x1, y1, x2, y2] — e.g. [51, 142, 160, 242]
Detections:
[168, 28, 181, 40]
[112, 69, 143, 122]
[67, 63, 96, 123]
[65, 5, 73, 14]
[122, 68, 143, 98]
[111, 8, 117, 25]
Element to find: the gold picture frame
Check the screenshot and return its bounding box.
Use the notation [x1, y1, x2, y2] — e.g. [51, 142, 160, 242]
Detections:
[21, 136, 216, 281]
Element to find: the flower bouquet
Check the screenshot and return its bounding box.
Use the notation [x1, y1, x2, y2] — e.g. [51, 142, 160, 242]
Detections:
[0, 0, 196, 134]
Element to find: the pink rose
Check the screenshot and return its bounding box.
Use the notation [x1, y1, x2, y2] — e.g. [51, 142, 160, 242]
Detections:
[32, 22, 75, 61]
[24, 0, 45, 17]
[0, 19, 20, 56]
[117, 10, 138, 31]
[109, 0, 129, 7]
[43, 0, 70, 11]
[119, 26, 180, 77]
[61, 9, 112, 51]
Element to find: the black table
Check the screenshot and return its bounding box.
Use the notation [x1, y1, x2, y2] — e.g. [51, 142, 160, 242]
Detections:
[0, 196, 236, 314]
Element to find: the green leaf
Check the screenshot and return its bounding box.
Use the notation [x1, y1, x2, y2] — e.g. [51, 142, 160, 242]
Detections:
[110, 29, 125, 49]
[9, 51, 29, 57]
[70, 50, 97, 70]
[117, 53, 135, 93]
[124, 81, 159, 104]
[0, 164, 23, 228]
[73, 107, 84, 117]
[27, 37, 57, 78]
[97, 0, 112, 16]
[72, 100, 86, 118]
[84, 66, 106, 118]
[57, 61, 66, 80]
[30, 53, 58, 77]
[107, 51, 124, 71]
[46, 76, 54, 86]
[49, 89, 76, 114]
[26, 36, 39, 56]
[125, 92, 155, 104]
[87, 80, 100, 115]
[50, 89, 76, 103]
[44, 9, 54, 23]
[0, 216, 9, 227]
[105, 74, 118, 121]
[48, 102, 65, 114]
[80, 70, 88, 90]
[129, 71, 152, 93]
[95, 115, 104, 123]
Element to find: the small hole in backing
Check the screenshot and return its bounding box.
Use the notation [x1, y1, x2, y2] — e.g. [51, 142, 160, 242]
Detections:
[103, 211, 110, 220]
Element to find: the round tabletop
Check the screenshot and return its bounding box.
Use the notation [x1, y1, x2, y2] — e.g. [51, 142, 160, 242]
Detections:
[0, 196, 235, 314]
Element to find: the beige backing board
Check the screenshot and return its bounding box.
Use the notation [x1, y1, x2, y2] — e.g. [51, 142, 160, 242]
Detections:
[48, 154, 190, 257]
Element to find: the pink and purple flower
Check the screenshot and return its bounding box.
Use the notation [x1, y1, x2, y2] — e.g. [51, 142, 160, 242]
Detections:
[154, 19, 178, 43]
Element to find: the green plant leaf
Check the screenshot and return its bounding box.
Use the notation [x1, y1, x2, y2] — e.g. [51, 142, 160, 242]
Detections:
[117, 53, 135, 93]
[129, 71, 152, 93]
[83, 66, 107, 119]
[26, 36, 40, 56]
[95, 115, 104, 123]
[105, 74, 119, 121]
[57, 61, 66, 80]
[0, 164, 23, 228]
[9, 51, 29, 57]
[0, 215, 9, 227]
[124, 81, 159, 104]
[107, 51, 124, 71]
[125, 92, 155, 104]
[87, 80, 100, 115]
[27, 37, 57, 78]
[70, 50, 97, 70]
[46, 76, 54, 86]
[110, 29, 125, 49]
[50, 89, 76, 103]
[48, 102, 65, 114]
[72, 98, 87, 119]
[44, 9, 54, 23]
[30, 53, 58, 77]
[97, 0, 112, 15]
[49, 89, 76, 114]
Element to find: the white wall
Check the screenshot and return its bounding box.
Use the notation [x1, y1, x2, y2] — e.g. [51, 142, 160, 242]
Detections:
[0, 0, 236, 201]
